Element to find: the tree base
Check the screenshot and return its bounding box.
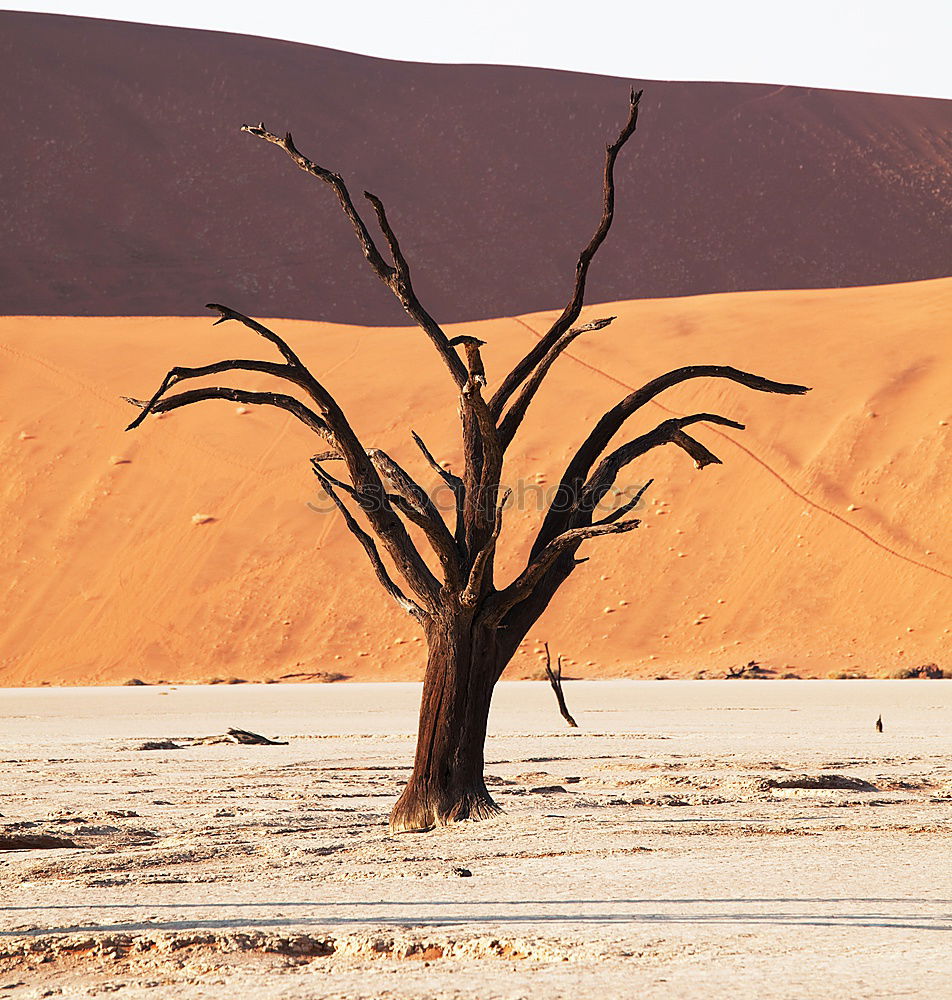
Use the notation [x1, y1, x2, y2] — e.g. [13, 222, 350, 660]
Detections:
[389, 785, 502, 834]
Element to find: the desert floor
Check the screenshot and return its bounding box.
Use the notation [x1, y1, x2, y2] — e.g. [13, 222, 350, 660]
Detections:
[2, 680, 951, 999]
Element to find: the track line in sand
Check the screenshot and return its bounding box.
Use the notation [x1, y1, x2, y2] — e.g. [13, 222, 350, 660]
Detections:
[510, 316, 951, 582]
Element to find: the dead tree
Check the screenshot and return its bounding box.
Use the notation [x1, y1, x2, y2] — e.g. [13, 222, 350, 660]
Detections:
[125, 91, 808, 833]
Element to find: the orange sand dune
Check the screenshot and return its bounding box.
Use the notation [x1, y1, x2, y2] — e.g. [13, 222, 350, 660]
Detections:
[1, 279, 950, 685]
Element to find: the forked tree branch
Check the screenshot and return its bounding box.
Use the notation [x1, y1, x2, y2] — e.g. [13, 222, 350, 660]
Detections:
[497, 316, 615, 448]
[125, 307, 336, 435]
[368, 448, 461, 586]
[241, 124, 468, 389]
[492, 516, 641, 618]
[124, 358, 319, 432]
[490, 89, 643, 418]
[127, 306, 443, 610]
[592, 478, 654, 526]
[412, 430, 466, 550]
[309, 456, 358, 497]
[124, 386, 330, 438]
[461, 488, 511, 607]
[312, 463, 424, 619]
[583, 413, 743, 508]
[533, 365, 809, 555]
[363, 191, 414, 286]
[310, 454, 449, 582]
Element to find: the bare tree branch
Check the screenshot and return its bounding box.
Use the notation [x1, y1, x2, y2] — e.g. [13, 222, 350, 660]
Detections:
[312, 463, 424, 619]
[128, 304, 443, 610]
[544, 643, 579, 728]
[493, 516, 641, 618]
[241, 125, 394, 277]
[461, 488, 510, 607]
[124, 386, 330, 438]
[309, 455, 359, 498]
[411, 430, 464, 497]
[490, 89, 642, 417]
[362, 190, 413, 278]
[206, 302, 307, 367]
[369, 448, 461, 586]
[460, 385, 505, 557]
[241, 124, 467, 388]
[584, 413, 743, 508]
[448, 335, 488, 389]
[497, 316, 614, 448]
[592, 478, 654, 526]
[368, 449, 441, 523]
[412, 430, 466, 551]
[315, 451, 456, 584]
[533, 366, 809, 554]
[362, 190, 469, 387]
[124, 358, 314, 432]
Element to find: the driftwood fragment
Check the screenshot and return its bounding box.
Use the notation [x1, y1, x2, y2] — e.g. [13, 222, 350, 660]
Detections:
[135, 728, 288, 749]
[192, 728, 289, 746]
[726, 660, 772, 679]
[543, 643, 578, 728]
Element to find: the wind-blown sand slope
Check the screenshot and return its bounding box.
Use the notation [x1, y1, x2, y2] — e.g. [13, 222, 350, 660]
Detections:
[1, 11, 950, 323]
[1, 279, 950, 685]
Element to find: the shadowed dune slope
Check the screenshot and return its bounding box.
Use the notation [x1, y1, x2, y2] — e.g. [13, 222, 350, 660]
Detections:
[1, 278, 950, 684]
[1, 11, 950, 325]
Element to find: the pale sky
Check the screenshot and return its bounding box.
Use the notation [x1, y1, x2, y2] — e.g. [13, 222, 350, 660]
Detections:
[4, 0, 952, 99]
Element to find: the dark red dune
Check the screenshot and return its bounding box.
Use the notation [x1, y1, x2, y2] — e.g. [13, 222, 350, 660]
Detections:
[1, 11, 949, 324]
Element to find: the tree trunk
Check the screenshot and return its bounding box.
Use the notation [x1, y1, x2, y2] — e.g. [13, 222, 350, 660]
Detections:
[389, 615, 502, 833]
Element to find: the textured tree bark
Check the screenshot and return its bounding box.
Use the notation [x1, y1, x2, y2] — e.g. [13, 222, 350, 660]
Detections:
[389, 616, 502, 833]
